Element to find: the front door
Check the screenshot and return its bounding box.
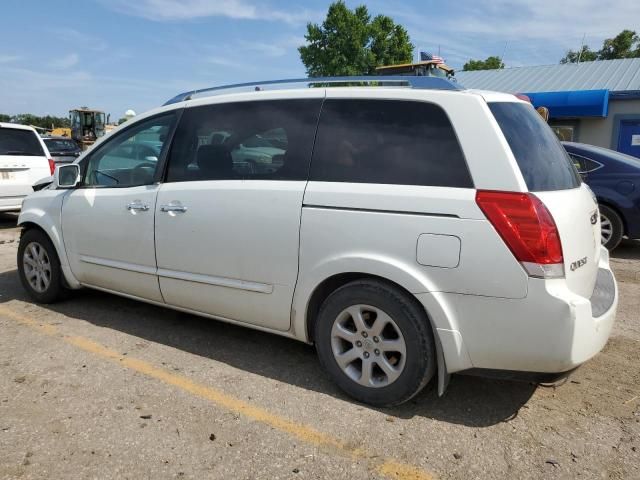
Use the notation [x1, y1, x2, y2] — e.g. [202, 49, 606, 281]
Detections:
[62, 113, 177, 302]
[154, 97, 322, 331]
[618, 119, 640, 158]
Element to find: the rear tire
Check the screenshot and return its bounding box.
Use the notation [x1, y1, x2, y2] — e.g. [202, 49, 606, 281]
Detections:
[17, 229, 65, 304]
[314, 279, 436, 407]
[599, 204, 623, 251]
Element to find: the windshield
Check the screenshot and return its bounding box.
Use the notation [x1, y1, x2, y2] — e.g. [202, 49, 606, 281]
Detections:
[489, 102, 581, 191]
[0, 128, 45, 156]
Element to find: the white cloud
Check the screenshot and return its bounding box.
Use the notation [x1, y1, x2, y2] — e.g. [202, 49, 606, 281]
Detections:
[238, 36, 306, 58]
[100, 0, 319, 25]
[370, 0, 640, 68]
[207, 56, 248, 69]
[48, 53, 80, 69]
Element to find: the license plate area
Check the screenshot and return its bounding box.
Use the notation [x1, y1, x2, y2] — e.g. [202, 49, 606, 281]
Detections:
[0, 168, 28, 182]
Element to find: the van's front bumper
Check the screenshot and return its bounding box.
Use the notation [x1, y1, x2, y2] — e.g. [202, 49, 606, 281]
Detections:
[421, 251, 618, 375]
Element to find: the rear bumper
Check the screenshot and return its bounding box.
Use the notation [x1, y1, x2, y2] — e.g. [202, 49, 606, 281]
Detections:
[422, 250, 618, 375]
[0, 196, 26, 212]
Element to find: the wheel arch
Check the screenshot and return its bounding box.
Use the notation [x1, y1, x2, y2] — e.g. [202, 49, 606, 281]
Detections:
[17, 212, 81, 289]
[295, 270, 453, 396]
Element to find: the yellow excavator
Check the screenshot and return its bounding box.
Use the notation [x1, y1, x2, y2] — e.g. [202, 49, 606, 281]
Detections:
[69, 108, 107, 150]
[375, 59, 455, 78]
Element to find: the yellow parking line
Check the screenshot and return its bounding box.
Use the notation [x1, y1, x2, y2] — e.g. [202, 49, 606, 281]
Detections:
[0, 305, 434, 480]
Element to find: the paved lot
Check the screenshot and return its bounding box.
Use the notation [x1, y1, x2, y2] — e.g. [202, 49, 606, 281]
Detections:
[1, 211, 639, 480]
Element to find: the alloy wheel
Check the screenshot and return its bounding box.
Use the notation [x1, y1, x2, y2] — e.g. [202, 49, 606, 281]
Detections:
[330, 304, 407, 388]
[600, 213, 613, 245]
[22, 242, 52, 293]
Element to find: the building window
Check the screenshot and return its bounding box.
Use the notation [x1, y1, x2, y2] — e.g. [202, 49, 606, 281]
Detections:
[550, 125, 575, 142]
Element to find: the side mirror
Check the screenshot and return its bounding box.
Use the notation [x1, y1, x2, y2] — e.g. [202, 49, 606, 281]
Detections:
[54, 164, 81, 189]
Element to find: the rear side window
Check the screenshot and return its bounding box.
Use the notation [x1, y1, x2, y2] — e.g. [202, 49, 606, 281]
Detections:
[489, 102, 581, 191]
[166, 99, 321, 182]
[309, 99, 472, 188]
[0, 128, 45, 156]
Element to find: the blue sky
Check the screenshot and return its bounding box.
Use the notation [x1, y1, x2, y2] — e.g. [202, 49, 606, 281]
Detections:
[1, 0, 638, 119]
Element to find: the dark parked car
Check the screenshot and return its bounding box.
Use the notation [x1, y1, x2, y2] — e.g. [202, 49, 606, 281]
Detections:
[42, 136, 81, 165]
[563, 141, 640, 250]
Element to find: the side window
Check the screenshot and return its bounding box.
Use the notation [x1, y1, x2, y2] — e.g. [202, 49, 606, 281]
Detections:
[309, 99, 472, 188]
[568, 153, 586, 173]
[166, 99, 321, 182]
[84, 114, 175, 187]
[569, 153, 602, 174]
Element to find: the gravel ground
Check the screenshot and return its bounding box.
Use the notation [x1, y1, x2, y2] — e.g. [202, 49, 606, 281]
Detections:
[0, 212, 639, 480]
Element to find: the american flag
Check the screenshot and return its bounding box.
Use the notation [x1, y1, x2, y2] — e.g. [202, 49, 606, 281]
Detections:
[420, 51, 444, 64]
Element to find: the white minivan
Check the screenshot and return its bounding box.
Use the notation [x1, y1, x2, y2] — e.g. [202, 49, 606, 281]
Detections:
[17, 77, 618, 406]
[1, 123, 53, 212]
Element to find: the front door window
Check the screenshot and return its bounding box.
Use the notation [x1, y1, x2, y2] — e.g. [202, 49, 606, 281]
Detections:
[84, 114, 174, 187]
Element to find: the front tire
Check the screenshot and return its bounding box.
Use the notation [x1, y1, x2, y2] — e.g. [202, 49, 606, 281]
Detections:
[315, 279, 436, 407]
[599, 204, 623, 251]
[17, 229, 65, 304]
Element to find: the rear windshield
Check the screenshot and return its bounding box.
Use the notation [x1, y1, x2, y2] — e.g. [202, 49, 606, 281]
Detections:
[489, 102, 581, 191]
[0, 128, 45, 156]
[44, 138, 79, 152]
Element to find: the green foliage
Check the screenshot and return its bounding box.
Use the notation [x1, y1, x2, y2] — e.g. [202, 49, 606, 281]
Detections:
[298, 1, 413, 76]
[560, 30, 640, 63]
[598, 30, 640, 60]
[462, 56, 504, 71]
[0, 113, 70, 129]
[560, 45, 598, 64]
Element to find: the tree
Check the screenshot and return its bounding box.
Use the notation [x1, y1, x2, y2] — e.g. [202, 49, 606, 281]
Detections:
[560, 45, 598, 64]
[560, 29, 640, 63]
[298, 1, 413, 76]
[0, 113, 70, 129]
[462, 56, 504, 71]
[598, 29, 639, 60]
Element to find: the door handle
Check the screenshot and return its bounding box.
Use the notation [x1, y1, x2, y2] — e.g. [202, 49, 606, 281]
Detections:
[160, 204, 188, 213]
[126, 202, 150, 211]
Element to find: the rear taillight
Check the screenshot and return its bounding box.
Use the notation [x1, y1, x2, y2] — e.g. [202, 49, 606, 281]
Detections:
[476, 190, 564, 278]
[48, 159, 55, 175]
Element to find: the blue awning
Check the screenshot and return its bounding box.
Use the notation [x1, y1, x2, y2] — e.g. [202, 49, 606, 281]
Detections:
[524, 89, 609, 118]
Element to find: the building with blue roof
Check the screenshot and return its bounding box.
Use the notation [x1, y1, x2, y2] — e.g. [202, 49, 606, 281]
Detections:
[456, 58, 640, 158]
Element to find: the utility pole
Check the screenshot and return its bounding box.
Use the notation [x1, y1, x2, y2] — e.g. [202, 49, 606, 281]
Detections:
[500, 41, 508, 67]
[577, 33, 586, 63]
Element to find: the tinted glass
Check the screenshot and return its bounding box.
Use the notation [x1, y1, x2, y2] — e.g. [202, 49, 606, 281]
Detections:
[568, 153, 586, 173]
[570, 154, 603, 174]
[84, 114, 175, 187]
[166, 99, 321, 182]
[489, 102, 581, 191]
[0, 128, 45, 156]
[44, 139, 79, 152]
[309, 99, 472, 188]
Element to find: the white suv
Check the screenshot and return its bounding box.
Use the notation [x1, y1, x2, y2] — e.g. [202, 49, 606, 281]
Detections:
[16, 77, 618, 406]
[1, 123, 53, 212]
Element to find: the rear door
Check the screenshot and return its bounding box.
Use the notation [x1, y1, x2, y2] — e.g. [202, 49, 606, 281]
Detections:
[0, 127, 50, 205]
[488, 102, 600, 297]
[155, 96, 322, 331]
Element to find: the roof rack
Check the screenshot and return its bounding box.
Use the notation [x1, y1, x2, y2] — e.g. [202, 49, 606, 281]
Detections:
[163, 75, 461, 106]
